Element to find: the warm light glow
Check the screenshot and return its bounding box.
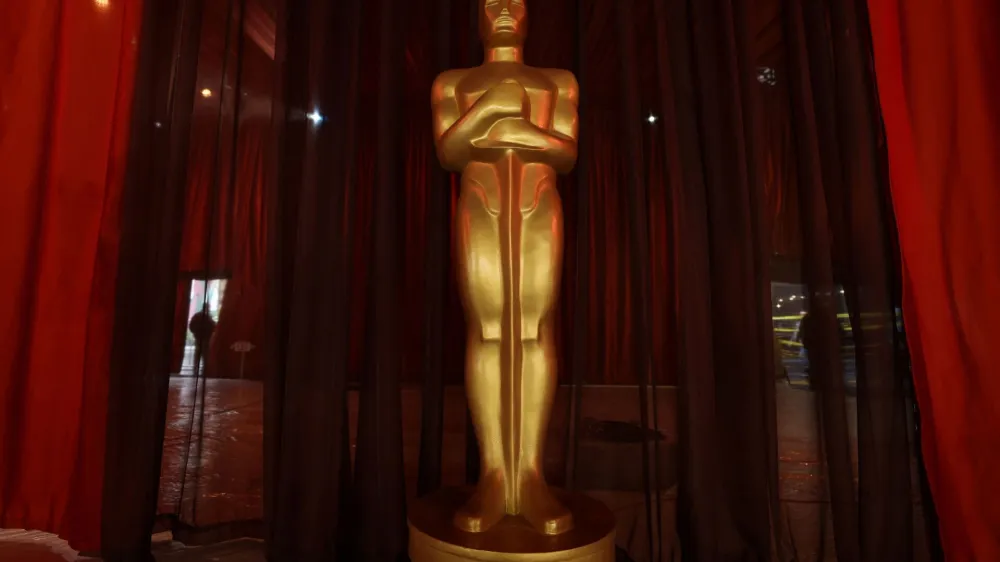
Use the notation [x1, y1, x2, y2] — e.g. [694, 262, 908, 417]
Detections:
[94, 0, 110, 9]
[201, 88, 213, 98]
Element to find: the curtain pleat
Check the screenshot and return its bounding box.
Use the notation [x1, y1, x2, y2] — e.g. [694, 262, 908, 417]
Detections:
[415, 0, 454, 499]
[614, 2, 659, 559]
[563, 0, 591, 491]
[653, 0, 779, 558]
[825, 1, 914, 559]
[353, 0, 409, 559]
[101, 0, 203, 559]
[783, 2, 862, 559]
[263, 0, 362, 558]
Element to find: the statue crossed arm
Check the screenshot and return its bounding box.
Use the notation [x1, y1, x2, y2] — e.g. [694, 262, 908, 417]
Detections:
[431, 73, 579, 173]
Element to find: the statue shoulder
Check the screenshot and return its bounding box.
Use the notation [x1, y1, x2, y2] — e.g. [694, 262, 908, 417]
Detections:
[432, 69, 467, 101]
[546, 69, 579, 103]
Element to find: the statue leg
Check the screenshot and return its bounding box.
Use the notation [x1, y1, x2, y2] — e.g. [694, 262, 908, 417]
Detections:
[453, 188, 507, 533]
[516, 186, 573, 535]
[455, 334, 507, 533]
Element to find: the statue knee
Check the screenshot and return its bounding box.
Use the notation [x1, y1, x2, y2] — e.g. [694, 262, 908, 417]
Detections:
[521, 323, 539, 340]
[480, 320, 502, 341]
[522, 315, 546, 341]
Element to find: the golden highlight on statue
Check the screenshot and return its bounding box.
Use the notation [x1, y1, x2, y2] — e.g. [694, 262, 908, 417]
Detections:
[431, 0, 578, 537]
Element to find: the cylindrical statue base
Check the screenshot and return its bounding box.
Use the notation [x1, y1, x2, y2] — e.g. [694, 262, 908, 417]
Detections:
[408, 487, 616, 562]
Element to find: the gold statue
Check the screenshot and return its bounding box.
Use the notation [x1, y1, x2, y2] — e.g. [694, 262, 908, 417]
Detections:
[412, 2, 614, 559]
[432, 0, 578, 536]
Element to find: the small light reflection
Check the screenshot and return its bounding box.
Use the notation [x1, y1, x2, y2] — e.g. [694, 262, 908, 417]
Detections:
[201, 88, 213, 98]
[94, 0, 110, 10]
[647, 113, 658, 124]
[307, 110, 324, 126]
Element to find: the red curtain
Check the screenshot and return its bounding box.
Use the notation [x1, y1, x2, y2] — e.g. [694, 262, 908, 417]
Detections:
[761, 75, 802, 260]
[0, 0, 141, 551]
[207, 121, 269, 381]
[868, 0, 1000, 558]
[171, 114, 270, 380]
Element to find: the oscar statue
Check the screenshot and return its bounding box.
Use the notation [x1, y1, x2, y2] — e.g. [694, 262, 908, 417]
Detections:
[408, 1, 615, 560]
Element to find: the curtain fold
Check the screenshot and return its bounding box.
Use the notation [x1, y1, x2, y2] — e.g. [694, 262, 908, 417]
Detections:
[101, 0, 204, 559]
[783, 2, 862, 558]
[353, 0, 408, 558]
[0, 0, 142, 552]
[868, 0, 1000, 559]
[614, 2, 659, 557]
[264, 0, 362, 558]
[654, 0, 779, 558]
[415, 0, 454, 498]
[778, 0, 919, 559]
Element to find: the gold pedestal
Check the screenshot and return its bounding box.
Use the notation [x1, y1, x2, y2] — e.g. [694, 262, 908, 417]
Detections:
[408, 487, 616, 562]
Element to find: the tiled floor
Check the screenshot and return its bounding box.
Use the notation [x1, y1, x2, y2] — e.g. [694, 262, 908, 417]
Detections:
[2, 379, 930, 561]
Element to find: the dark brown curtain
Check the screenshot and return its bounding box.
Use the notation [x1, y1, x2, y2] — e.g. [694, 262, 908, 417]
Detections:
[93, 0, 937, 561]
[264, 0, 364, 557]
[102, 0, 205, 559]
[780, 0, 918, 559]
[650, 0, 779, 557]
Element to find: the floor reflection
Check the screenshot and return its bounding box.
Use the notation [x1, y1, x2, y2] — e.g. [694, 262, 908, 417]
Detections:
[152, 378, 928, 562]
[159, 378, 264, 526]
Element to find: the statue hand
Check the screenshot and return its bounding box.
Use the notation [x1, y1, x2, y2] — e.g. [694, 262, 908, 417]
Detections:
[475, 117, 545, 151]
[473, 80, 530, 122]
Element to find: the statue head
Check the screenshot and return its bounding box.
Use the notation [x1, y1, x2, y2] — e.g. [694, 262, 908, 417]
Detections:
[480, 0, 527, 49]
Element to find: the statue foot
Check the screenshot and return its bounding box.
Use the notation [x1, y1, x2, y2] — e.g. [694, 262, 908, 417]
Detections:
[519, 471, 574, 535]
[454, 470, 506, 533]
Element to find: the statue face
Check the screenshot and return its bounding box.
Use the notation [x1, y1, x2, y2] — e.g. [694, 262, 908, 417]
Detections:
[480, 0, 527, 47]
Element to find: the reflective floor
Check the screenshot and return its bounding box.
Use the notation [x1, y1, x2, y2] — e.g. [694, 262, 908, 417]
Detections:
[154, 377, 933, 561]
[2, 379, 930, 562]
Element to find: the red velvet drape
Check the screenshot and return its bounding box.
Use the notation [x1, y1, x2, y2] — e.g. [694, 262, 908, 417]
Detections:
[208, 121, 269, 380]
[868, 0, 1000, 558]
[0, 0, 141, 551]
[169, 116, 269, 381]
